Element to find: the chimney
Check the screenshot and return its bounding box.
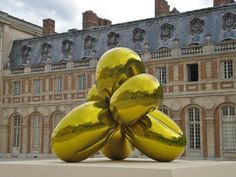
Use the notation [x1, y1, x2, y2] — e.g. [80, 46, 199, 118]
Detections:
[43, 18, 55, 36]
[83, 10, 112, 30]
[99, 18, 112, 26]
[155, 0, 170, 17]
[214, 0, 234, 6]
[83, 11, 99, 30]
[170, 8, 180, 15]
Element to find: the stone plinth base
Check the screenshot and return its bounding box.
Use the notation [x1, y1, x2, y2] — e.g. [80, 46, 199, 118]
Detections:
[0, 158, 235, 177]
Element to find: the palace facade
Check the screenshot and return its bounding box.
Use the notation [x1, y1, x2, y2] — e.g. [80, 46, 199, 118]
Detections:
[0, 0, 236, 160]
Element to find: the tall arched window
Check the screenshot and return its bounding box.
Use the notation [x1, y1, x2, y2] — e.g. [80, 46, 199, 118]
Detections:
[53, 112, 63, 130]
[221, 105, 236, 151]
[31, 113, 42, 153]
[188, 107, 201, 149]
[12, 114, 22, 148]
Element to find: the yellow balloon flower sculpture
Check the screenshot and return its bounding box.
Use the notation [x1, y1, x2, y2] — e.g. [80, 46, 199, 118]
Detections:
[51, 47, 186, 162]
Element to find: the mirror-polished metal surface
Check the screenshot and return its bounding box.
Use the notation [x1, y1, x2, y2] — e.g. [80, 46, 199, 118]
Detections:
[87, 84, 102, 101]
[51, 101, 116, 162]
[100, 126, 134, 160]
[124, 112, 186, 162]
[51, 47, 186, 162]
[96, 47, 145, 102]
[110, 73, 163, 125]
[148, 109, 183, 135]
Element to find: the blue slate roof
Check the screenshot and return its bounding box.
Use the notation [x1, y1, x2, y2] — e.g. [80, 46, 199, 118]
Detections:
[9, 3, 236, 69]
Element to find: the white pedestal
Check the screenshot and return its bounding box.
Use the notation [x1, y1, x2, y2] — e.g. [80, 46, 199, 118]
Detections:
[0, 158, 235, 177]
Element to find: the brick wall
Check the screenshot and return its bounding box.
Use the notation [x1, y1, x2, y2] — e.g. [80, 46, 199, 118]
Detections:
[155, 0, 170, 17]
[214, 0, 234, 6]
[83, 10, 111, 29]
[43, 19, 55, 36]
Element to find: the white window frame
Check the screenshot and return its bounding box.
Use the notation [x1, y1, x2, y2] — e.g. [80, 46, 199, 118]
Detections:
[33, 79, 41, 95]
[188, 107, 201, 150]
[221, 106, 236, 151]
[13, 80, 21, 96]
[155, 67, 167, 84]
[78, 74, 86, 90]
[221, 60, 233, 79]
[12, 114, 21, 147]
[31, 113, 42, 151]
[54, 77, 63, 92]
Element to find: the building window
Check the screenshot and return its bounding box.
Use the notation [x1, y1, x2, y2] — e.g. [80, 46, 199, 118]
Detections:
[155, 67, 167, 84]
[188, 107, 200, 149]
[33, 79, 41, 95]
[187, 64, 198, 82]
[221, 60, 233, 79]
[78, 74, 86, 90]
[31, 113, 42, 152]
[13, 81, 21, 96]
[12, 115, 21, 147]
[222, 106, 236, 151]
[53, 112, 63, 130]
[54, 77, 63, 92]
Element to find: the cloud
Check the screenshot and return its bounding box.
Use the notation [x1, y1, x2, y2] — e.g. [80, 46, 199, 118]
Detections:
[0, 0, 215, 33]
[17, 0, 79, 20]
[0, 0, 82, 32]
[168, 0, 212, 11]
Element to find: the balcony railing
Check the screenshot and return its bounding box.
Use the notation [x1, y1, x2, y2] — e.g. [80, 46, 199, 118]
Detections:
[5, 40, 236, 75]
[181, 45, 203, 55]
[151, 49, 171, 59]
[214, 41, 236, 52]
[74, 60, 90, 67]
[31, 65, 45, 72]
[52, 63, 67, 70]
[11, 67, 24, 74]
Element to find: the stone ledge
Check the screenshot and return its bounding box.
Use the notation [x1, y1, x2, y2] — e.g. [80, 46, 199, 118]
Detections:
[0, 158, 235, 177]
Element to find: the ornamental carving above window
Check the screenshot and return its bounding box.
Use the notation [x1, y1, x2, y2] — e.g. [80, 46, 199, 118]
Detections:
[83, 35, 96, 58]
[223, 13, 236, 31]
[160, 23, 174, 40]
[107, 32, 119, 48]
[21, 45, 31, 58]
[190, 18, 204, 35]
[21, 45, 31, 64]
[62, 39, 73, 59]
[41, 43, 52, 61]
[84, 35, 95, 50]
[132, 28, 145, 43]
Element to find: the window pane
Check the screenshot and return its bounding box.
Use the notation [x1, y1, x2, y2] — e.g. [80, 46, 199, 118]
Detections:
[188, 107, 201, 149]
[222, 106, 236, 150]
[222, 60, 233, 79]
[155, 67, 167, 84]
[195, 124, 201, 149]
[13, 81, 21, 96]
[229, 107, 235, 116]
[32, 114, 41, 149]
[195, 108, 200, 121]
[33, 79, 41, 95]
[222, 107, 228, 116]
[12, 115, 21, 147]
[55, 77, 63, 92]
[189, 124, 195, 149]
[188, 108, 194, 122]
[78, 75, 86, 90]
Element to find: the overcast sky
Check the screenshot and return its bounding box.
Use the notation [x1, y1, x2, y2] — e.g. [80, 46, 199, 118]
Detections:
[0, 0, 213, 33]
